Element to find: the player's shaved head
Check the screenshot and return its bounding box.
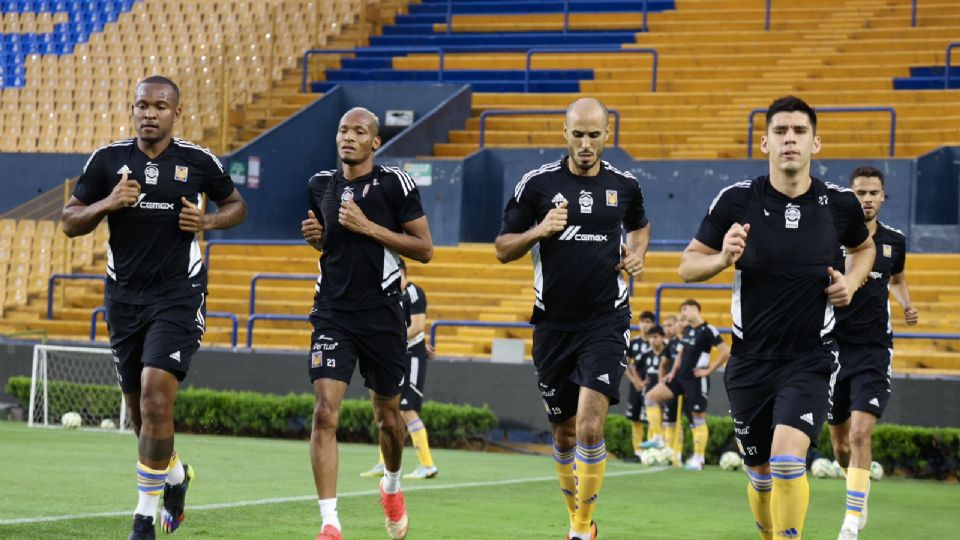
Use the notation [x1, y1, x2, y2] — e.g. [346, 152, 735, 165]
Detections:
[339, 107, 380, 136]
[566, 97, 609, 125]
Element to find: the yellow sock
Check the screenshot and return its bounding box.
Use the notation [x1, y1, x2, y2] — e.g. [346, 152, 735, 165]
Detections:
[845, 467, 871, 520]
[746, 469, 773, 539]
[553, 445, 576, 525]
[407, 418, 435, 468]
[630, 421, 644, 451]
[378, 448, 385, 465]
[692, 419, 708, 458]
[664, 423, 676, 450]
[573, 440, 606, 535]
[770, 455, 809, 539]
[646, 402, 663, 440]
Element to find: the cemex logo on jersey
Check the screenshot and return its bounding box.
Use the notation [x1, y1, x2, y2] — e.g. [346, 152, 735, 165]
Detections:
[784, 203, 801, 229]
[551, 192, 567, 208]
[558, 226, 607, 243]
[134, 194, 175, 211]
[578, 190, 594, 213]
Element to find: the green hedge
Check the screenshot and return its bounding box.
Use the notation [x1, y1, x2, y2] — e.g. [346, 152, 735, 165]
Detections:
[4, 376, 498, 447]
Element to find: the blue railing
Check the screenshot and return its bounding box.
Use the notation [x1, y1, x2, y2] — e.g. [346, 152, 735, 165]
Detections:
[912, 0, 918, 27]
[47, 274, 107, 319]
[945, 42, 960, 89]
[525, 47, 658, 92]
[764, 0, 771, 31]
[479, 108, 622, 147]
[89, 307, 240, 348]
[301, 47, 447, 92]
[248, 273, 316, 315]
[429, 319, 645, 350]
[746, 106, 897, 158]
[444, 0, 650, 34]
[204, 239, 304, 270]
[246, 314, 310, 348]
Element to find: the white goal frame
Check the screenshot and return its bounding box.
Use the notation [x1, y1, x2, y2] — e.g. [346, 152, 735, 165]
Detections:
[27, 344, 127, 431]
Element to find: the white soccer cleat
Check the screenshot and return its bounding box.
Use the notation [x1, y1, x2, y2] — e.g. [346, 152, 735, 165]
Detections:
[858, 499, 868, 530]
[403, 465, 438, 480]
[683, 457, 704, 471]
[361, 462, 386, 478]
[837, 523, 859, 540]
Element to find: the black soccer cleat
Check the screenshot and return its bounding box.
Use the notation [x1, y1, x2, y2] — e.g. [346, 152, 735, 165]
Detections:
[160, 463, 195, 533]
[128, 514, 156, 540]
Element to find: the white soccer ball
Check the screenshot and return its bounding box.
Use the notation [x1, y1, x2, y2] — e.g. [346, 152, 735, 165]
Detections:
[100, 418, 117, 430]
[870, 461, 884, 481]
[656, 447, 676, 466]
[719, 451, 743, 471]
[61, 411, 82, 429]
[831, 460, 846, 478]
[811, 458, 836, 479]
[639, 449, 658, 466]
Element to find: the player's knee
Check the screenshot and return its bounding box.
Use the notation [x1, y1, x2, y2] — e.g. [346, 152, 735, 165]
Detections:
[138, 391, 173, 426]
[552, 423, 576, 450]
[575, 417, 605, 445]
[374, 408, 402, 432]
[312, 399, 340, 432]
[848, 424, 873, 449]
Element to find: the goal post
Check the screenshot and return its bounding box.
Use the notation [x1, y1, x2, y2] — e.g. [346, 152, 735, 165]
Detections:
[28, 344, 127, 431]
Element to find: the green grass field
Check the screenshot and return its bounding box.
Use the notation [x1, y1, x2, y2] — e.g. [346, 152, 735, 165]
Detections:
[1, 421, 957, 539]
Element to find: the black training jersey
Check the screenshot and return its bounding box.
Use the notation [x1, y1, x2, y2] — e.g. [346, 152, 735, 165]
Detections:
[500, 157, 648, 329]
[695, 176, 869, 361]
[403, 282, 427, 349]
[309, 165, 425, 311]
[628, 337, 650, 370]
[834, 221, 906, 348]
[677, 322, 724, 377]
[73, 138, 236, 304]
[667, 335, 683, 365]
[639, 347, 671, 382]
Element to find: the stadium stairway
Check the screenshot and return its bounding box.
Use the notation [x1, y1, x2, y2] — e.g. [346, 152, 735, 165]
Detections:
[312, 0, 960, 159]
[2, 224, 959, 376]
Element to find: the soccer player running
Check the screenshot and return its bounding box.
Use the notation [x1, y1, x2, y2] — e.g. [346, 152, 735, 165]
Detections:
[646, 299, 729, 470]
[495, 97, 650, 540]
[301, 107, 433, 540]
[678, 96, 875, 539]
[362, 259, 439, 480]
[61, 76, 247, 540]
[625, 310, 656, 456]
[828, 166, 917, 540]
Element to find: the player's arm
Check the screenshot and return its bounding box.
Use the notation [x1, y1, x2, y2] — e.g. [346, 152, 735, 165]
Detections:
[694, 342, 730, 378]
[678, 223, 750, 282]
[363, 215, 433, 264]
[62, 170, 141, 237]
[495, 202, 567, 263]
[408, 312, 426, 340]
[890, 272, 919, 325]
[625, 360, 644, 391]
[827, 236, 875, 307]
[658, 360, 667, 381]
[616, 224, 650, 276]
[179, 190, 247, 233]
[664, 344, 683, 382]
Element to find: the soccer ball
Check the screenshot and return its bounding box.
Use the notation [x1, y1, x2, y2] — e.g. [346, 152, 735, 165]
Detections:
[719, 451, 743, 471]
[870, 461, 884, 481]
[100, 418, 117, 430]
[61, 411, 82, 429]
[831, 460, 846, 478]
[639, 449, 659, 466]
[811, 458, 836, 479]
[656, 447, 676, 466]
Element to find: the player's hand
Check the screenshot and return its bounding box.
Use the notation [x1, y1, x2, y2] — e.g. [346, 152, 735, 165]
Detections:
[104, 170, 141, 212]
[632, 380, 644, 392]
[904, 305, 919, 326]
[302, 210, 324, 247]
[426, 343, 436, 360]
[694, 368, 711, 378]
[663, 372, 674, 383]
[338, 200, 373, 235]
[720, 223, 750, 266]
[824, 266, 854, 307]
[616, 244, 645, 276]
[536, 201, 568, 239]
[178, 197, 207, 233]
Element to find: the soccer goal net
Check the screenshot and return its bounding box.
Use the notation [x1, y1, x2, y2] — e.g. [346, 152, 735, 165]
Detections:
[28, 344, 127, 431]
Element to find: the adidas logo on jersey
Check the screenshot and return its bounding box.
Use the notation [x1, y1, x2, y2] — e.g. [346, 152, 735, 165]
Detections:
[869, 397, 880, 407]
[169, 350, 181, 362]
[596, 373, 610, 384]
[117, 165, 132, 175]
[551, 192, 567, 207]
[800, 412, 813, 425]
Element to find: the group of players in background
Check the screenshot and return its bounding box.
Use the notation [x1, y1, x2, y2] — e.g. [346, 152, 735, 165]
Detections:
[64, 74, 917, 540]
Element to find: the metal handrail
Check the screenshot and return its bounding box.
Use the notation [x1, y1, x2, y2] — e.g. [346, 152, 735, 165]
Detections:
[429, 319, 645, 350]
[524, 47, 658, 92]
[746, 106, 897, 158]
[47, 273, 107, 319]
[248, 273, 317, 315]
[89, 307, 240, 348]
[945, 42, 960, 89]
[301, 47, 447, 92]
[445, 0, 650, 34]
[204, 239, 304, 271]
[246, 314, 310, 348]
[479, 108, 622, 147]
[912, 0, 918, 27]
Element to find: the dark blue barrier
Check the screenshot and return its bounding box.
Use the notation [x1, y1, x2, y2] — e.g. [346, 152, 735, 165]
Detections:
[479, 109, 622, 147]
[47, 274, 106, 319]
[444, 0, 652, 33]
[746, 107, 897, 158]
[204, 239, 303, 270]
[246, 314, 310, 348]
[302, 48, 447, 92]
[248, 273, 316, 315]
[89, 307, 240, 348]
[377, 84, 472, 158]
[525, 47, 657, 92]
[945, 42, 960, 89]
